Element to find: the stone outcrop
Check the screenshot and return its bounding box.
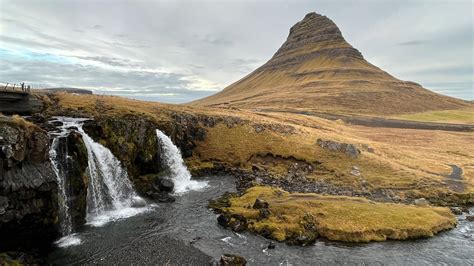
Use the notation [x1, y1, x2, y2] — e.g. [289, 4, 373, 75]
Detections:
[316, 138, 360, 158]
[0, 116, 58, 252]
[81, 113, 207, 194]
[0, 93, 43, 115]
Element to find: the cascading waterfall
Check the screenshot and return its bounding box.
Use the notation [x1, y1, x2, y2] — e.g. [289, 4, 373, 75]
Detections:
[49, 117, 89, 247]
[49, 117, 149, 247]
[78, 125, 147, 227]
[155, 129, 208, 193]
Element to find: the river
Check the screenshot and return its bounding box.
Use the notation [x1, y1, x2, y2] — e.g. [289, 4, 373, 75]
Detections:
[47, 176, 474, 265]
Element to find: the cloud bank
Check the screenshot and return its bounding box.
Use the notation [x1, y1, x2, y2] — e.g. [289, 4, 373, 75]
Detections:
[0, 0, 472, 102]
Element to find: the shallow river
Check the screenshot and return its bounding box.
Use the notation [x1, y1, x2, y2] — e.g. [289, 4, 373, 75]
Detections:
[48, 176, 474, 265]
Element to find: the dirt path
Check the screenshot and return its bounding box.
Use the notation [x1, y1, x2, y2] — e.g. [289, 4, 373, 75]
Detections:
[260, 109, 474, 132]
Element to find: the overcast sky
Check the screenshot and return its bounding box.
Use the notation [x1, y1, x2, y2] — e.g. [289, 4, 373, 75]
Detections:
[0, 0, 472, 103]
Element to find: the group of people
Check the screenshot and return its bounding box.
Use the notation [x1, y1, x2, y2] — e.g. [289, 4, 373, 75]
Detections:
[2, 82, 31, 93]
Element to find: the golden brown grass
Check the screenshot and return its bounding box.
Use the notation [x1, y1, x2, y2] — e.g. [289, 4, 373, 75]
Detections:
[224, 186, 456, 242]
[48, 92, 474, 200]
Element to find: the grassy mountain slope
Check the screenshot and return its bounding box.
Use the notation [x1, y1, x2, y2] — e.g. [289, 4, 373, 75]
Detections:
[190, 12, 471, 116]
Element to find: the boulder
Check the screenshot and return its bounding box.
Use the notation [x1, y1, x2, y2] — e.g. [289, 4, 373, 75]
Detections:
[414, 198, 429, 206]
[220, 254, 247, 266]
[316, 139, 360, 158]
[466, 216, 474, 222]
[153, 177, 174, 192]
[252, 198, 269, 209]
[217, 214, 230, 227]
[450, 207, 463, 215]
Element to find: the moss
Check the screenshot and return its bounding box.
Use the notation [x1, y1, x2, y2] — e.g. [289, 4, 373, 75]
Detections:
[217, 186, 456, 244]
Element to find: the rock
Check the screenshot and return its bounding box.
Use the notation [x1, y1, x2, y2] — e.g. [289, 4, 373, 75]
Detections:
[220, 254, 247, 266]
[259, 208, 271, 220]
[131, 197, 147, 207]
[466, 216, 474, 222]
[450, 207, 463, 215]
[230, 220, 246, 232]
[153, 177, 174, 192]
[461, 206, 470, 213]
[414, 198, 429, 206]
[230, 214, 247, 229]
[217, 214, 230, 227]
[316, 139, 360, 158]
[350, 166, 361, 176]
[253, 124, 265, 133]
[252, 198, 269, 209]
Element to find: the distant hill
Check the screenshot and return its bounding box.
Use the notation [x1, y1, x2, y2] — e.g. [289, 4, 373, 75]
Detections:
[44, 87, 93, 95]
[190, 12, 471, 116]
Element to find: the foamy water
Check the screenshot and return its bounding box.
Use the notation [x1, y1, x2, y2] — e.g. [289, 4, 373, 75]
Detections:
[55, 234, 82, 248]
[156, 129, 208, 194]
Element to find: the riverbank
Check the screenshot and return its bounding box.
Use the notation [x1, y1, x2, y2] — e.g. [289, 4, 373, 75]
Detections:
[47, 176, 474, 264]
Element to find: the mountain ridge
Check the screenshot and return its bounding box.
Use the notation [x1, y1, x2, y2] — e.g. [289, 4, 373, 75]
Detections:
[190, 12, 471, 115]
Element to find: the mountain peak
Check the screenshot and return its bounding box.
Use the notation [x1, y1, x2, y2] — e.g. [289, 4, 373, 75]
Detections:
[272, 12, 362, 65]
[191, 12, 469, 115]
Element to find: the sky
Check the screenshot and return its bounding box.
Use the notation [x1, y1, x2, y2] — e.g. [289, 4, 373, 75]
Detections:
[0, 0, 472, 103]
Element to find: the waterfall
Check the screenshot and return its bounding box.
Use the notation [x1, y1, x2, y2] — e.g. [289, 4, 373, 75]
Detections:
[155, 129, 208, 194]
[49, 117, 149, 247]
[78, 125, 147, 227]
[49, 117, 88, 247]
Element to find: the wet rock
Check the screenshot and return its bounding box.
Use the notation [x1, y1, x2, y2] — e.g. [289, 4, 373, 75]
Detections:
[220, 254, 247, 266]
[450, 207, 463, 215]
[229, 214, 248, 232]
[253, 198, 269, 209]
[0, 117, 59, 252]
[267, 242, 276, 249]
[153, 177, 174, 192]
[131, 197, 147, 207]
[466, 216, 474, 222]
[217, 214, 230, 227]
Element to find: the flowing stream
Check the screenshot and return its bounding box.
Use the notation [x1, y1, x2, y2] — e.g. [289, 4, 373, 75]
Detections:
[156, 129, 208, 193]
[47, 175, 474, 264]
[47, 119, 474, 263]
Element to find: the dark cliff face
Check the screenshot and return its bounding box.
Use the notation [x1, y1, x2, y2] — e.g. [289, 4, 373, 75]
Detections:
[81, 112, 207, 194]
[0, 117, 58, 252]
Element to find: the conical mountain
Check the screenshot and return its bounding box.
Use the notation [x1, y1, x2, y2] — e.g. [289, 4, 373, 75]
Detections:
[191, 12, 470, 115]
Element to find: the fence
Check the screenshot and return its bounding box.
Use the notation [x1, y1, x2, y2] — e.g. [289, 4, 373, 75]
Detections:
[0, 81, 44, 94]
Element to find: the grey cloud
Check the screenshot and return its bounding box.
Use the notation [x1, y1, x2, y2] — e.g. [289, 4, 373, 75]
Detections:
[72, 55, 141, 68]
[398, 40, 425, 46]
[0, 0, 472, 102]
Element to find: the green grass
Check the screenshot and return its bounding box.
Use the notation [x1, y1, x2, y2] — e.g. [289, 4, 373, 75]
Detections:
[395, 109, 474, 124]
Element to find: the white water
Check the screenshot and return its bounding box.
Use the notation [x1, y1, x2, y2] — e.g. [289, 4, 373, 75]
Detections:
[49, 117, 150, 248]
[49, 117, 89, 247]
[76, 123, 150, 226]
[155, 129, 208, 194]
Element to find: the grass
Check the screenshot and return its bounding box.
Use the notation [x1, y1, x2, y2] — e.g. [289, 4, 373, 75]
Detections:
[395, 109, 474, 124]
[44, 92, 474, 201]
[223, 186, 456, 243]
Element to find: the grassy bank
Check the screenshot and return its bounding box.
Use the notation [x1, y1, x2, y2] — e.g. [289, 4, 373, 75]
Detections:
[218, 186, 456, 243]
